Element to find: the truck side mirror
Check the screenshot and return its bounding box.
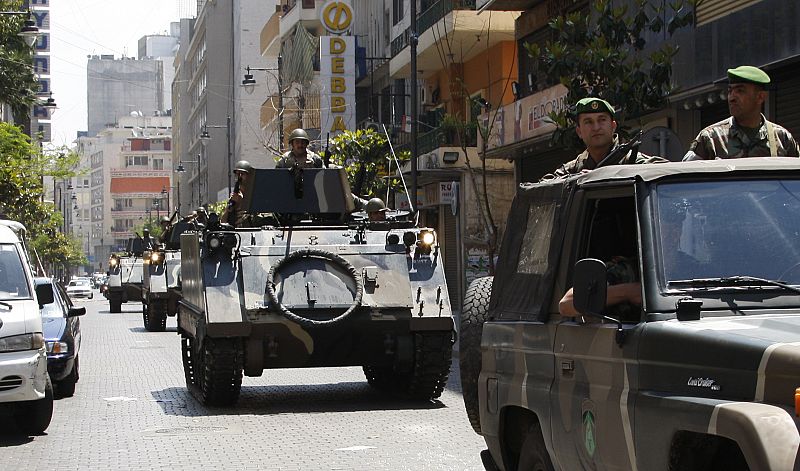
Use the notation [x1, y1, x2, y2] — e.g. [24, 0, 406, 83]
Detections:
[573, 258, 607, 316]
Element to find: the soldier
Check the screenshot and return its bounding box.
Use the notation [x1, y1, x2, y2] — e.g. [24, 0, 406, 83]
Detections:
[364, 197, 388, 222]
[157, 216, 171, 242]
[221, 160, 252, 226]
[276, 128, 324, 168]
[544, 97, 665, 180]
[684, 65, 800, 160]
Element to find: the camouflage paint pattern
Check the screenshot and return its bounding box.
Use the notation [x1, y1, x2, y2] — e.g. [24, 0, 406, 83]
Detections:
[179, 225, 453, 373]
[684, 116, 800, 160]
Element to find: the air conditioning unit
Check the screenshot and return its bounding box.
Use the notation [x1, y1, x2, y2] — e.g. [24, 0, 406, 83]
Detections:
[421, 86, 437, 106]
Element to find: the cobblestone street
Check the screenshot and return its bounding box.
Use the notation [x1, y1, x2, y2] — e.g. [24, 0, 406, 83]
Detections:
[0, 294, 486, 471]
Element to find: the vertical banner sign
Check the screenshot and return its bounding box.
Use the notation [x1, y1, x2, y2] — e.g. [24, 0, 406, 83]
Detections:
[319, 1, 355, 137]
[29, 0, 52, 135]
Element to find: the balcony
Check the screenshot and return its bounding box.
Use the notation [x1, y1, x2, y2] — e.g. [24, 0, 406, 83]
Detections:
[395, 126, 478, 156]
[279, 0, 320, 41]
[261, 6, 282, 57]
[389, 1, 518, 78]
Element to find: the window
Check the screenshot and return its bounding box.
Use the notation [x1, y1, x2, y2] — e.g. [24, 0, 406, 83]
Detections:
[126, 155, 148, 167]
[516, 202, 556, 275]
[152, 159, 163, 170]
[393, 0, 404, 25]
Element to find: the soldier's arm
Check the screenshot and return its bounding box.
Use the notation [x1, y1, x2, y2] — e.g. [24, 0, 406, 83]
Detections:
[781, 131, 800, 157]
[633, 152, 668, 164]
[559, 282, 642, 317]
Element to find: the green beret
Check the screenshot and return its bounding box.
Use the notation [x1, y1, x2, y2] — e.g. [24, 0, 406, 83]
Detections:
[727, 65, 771, 86]
[575, 97, 615, 118]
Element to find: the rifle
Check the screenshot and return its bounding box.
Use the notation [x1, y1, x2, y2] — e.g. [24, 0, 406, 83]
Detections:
[596, 130, 643, 169]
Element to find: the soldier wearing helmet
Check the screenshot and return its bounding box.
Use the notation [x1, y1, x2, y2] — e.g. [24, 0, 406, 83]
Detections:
[276, 128, 324, 169]
[365, 197, 388, 222]
[221, 160, 253, 226]
[158, 215, 173, 246]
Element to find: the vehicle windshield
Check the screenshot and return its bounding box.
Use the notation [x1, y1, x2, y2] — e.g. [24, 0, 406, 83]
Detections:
[69, 280, 90, 287]
[0, 244, 31, 300]
[654, 179, 800, 288]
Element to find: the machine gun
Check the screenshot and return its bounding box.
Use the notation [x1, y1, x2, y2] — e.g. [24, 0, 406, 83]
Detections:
[596, 130, 643, 169]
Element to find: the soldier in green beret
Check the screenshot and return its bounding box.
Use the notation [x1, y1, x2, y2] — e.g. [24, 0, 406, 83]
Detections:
[544, 97, 665, 179]
[684, 65, 799, 160]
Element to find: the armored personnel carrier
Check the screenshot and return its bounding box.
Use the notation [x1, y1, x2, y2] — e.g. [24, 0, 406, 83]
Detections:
[178, 167, 454, 406]
[105, 237, 149, 313]
[141, 221, 192, 331]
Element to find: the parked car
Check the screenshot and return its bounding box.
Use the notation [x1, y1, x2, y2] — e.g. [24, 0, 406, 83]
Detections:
[34, 278, 84, 398]
[0, 220, 53, 435]
[66, 279, 93, 299]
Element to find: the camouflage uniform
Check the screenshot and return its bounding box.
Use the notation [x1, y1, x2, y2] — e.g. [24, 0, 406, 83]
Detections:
[683, 115, 799, 160]
[543, 136, 666, 180]
[276, 149, 325, 169]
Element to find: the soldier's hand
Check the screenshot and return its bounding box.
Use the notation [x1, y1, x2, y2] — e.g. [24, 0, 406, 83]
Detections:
[229, 191, 243, 203]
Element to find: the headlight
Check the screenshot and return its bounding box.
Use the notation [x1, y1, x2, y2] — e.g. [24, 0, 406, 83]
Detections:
[208, 235, 222, 250]
[0, 333, 44, 352]
[420, 231, 435, 246]
[109, 257, 118, 267]
[150, 252, 162, 263]
[46, 341, 69, 354]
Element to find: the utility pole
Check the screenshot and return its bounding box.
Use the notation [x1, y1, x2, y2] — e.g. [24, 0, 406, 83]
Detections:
[410, 0, 418, 213]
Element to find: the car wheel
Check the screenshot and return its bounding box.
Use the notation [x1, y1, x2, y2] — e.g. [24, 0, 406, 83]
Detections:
[517, 422, 555, 471]
[459, 276, 493, 434]
[14, 374, 54, 435]
[110, 300, 122, 313]
[89, 293, 93, 299]
[57, 357, 78, 398]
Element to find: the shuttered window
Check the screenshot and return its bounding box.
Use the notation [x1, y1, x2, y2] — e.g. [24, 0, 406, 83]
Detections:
[695, 0, 764, 26]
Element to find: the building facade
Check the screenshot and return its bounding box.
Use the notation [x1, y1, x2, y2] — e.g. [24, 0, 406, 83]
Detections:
[172, 0, 273, 212]
[87, 55, 165, 137]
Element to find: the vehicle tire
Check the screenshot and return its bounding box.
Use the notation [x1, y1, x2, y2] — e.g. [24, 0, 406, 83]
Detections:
[14, 374, 54, 435]
[197, 337, 243, 406]
[145, 301, 167, 332]
[57, 359, 78, 398]
[89, 293, 93, 299]
[517, 422, 555, 471]
[110, 299, 122, 313]
[396, 332, 453, 400]
[362, 365, 394, 391]
[459, 276, 493, 434]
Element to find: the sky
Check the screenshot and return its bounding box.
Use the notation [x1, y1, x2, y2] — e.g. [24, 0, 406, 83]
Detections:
[49, 1, 190, 146]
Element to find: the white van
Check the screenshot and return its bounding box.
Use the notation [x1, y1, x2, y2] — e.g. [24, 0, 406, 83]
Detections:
[0, 220, 53, 434]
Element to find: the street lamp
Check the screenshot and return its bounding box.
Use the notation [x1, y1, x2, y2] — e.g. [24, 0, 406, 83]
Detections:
[199, 116, 232, 194]
[0, 10, 41, 47]
[176, 159, 200, 208]
[242, 56, 284, 151]
[161, 186, 171, 215]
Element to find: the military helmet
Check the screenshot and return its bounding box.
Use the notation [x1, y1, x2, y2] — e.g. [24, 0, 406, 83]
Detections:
[288, 128, 310, 144]
[365, 197, 387, 213]
[234, 160, 252, 174]
[160, 216, 170, 224]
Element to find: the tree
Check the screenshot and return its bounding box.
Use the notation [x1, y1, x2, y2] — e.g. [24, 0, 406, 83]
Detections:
[525, 0, 695, 149]
[323, 128, 409, 201]
[0, 122, 84, 274]
[0, 0, 39, 123]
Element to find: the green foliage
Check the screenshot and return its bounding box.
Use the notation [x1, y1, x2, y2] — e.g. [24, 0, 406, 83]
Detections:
[0, 122, 84, 272]
[524, 0, 695, 149]
[322, 129, 409, 199]
[0, 0, 39, 122]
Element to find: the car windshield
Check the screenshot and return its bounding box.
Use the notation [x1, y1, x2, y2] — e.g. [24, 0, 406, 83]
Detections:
[654, 179, 800, 289]
[69, 280, 90, 287]
[0, 244, 31, 300]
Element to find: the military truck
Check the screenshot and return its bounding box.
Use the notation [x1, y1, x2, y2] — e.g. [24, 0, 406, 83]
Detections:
[178, 167, 454, 406]
[105, 237, 149, 313]
[141, 221, 191, 331]
[460, 158, 800, 471]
